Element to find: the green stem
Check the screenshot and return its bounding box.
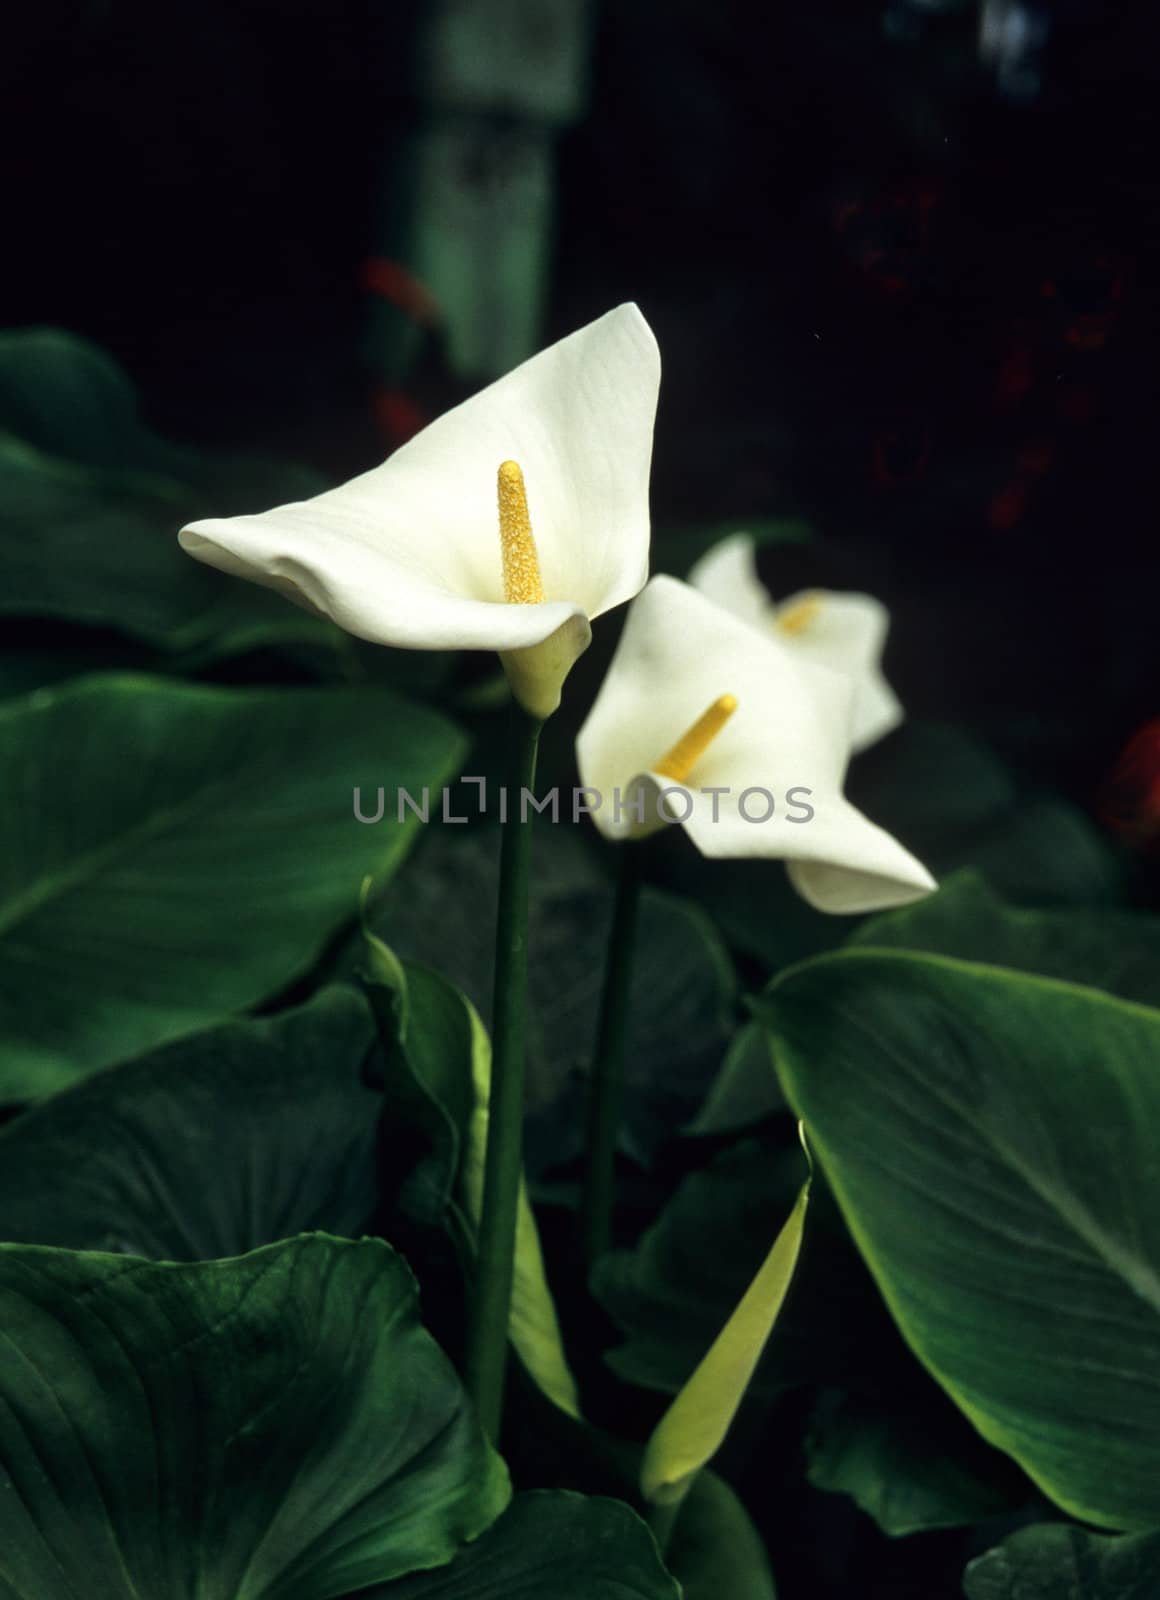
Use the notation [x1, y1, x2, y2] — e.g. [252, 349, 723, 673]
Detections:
[647, 1495, 682, 1559]
[466, 704, 542, 1444]
[581, 845, 641, 1268]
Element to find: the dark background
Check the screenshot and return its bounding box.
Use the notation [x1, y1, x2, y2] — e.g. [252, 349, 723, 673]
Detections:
[3, 5, 1158, 1593]
[7, 0, 1156, 823]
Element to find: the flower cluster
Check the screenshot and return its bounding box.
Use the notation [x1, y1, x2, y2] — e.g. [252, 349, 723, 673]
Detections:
[180, 305, 933, 914]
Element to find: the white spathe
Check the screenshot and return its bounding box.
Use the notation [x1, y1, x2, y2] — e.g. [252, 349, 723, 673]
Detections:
[575, 576, 935, 914]
[179, 304, 660, 719]
[688, 531, 903, 751]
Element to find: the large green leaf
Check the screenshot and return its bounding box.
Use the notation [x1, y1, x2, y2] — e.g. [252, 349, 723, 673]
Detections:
[594, 1121, 1031, 1525]
[963, 1523, 1160, 1599]
[851, 870, 1160, 1004]
[846, 724, 1123, 907]
[0, 640, 143, 700]
[0, 327, 344, 666]
[0, 674, 465, 1098]
[661, 720, 1019, 971]
[0, 988, 379, 1256]
[363, 824, 735, 1173]
[846, 722, 1017, 850]
[0, 972, 579, 1440]
[0, 1235, 508, 1599]
[361, 1491, 679, 1598]
[596, 1137, 895, 1401]
[955, 796, 1124, 907]
[0, 431, 343, 665]
[0, 327, 200, 471]
[760, 949, 1160, 1530]
[668, 725, 1124, 976]
[805, 1390, 1018, 1537]
[665, 1471, 776, 1600]
[686, 1022, 785, 1137]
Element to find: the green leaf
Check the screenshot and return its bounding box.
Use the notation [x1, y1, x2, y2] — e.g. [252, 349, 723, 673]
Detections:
[679, 725, 1126, 978]
[0, 431, 337, 663]
[686, 1021, 785, 1136]
[0, 1235, 509, 1598]
[959, 796, 1124, 907]
[0, 327, 196, 471]
[851, 870, 1160, 1005]
[0, 640, 143, 700]
[666, 1471, 777, 1600]
[364, 824, 735, 1173]
[847, 723, 1123, 908]
[805, 1389, 1018, 1536]
[0, 674, 465, 1099]
[670, 721, 1019, 971]
[759, 948, 1160, 1531]
[360, 1491, 680, 1598]
[597, 1137, 865, 1399]
[640, 1162, 809, 1504]
[0, 981, 582, 1444]
[360, 937, 580, 1419]
[596, 1132, 1028, 1531]
[847, 722, 1017, 849]
[0, 988, 379, 1257]
[0, 328, 345, 666]
[963, 1523, 1160, 1599]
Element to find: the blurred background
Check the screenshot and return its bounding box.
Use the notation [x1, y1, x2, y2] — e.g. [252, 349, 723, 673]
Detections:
[2, 0, 1157, 823]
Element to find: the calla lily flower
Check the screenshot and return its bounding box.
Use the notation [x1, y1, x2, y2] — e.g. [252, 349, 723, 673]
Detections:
[575, 576, 935, 914]
[179, 304, 660, 719]
[688, 531, 903, 751]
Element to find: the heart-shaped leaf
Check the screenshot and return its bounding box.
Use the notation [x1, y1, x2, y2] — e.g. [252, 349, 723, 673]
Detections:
[963, 1523, 1160, 1599]
[363, 824, 735, 1173]
[359, 1491, 679, 1598]
[0, 433, 334, 660]
[0, 987, 379, 1257]
[846, 724, 1123, 907]
[685, 1022, 785, 1137]
[668, 725, 1124, 976]
[666, 1471, 777, 1600]
[0, 1235, 508, 1598]
[596, 1137, 890, 1401]
[759, 949, 1160, 1530]
[851, 871, 1160, 1004]
[0, 329, 339, 664]
[805, 1389, 1021, 1536]
[0, 674, 464, 1099]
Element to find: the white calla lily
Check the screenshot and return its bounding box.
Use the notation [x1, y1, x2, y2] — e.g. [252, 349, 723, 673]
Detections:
[688, 531, 903, 751]
[575, 576, 935, 914]
[179, 304, 660, 719]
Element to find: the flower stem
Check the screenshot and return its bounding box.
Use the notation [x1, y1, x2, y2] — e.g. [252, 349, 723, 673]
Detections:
[581, 845, 641, 1268]
[647, 1496, 683, 1560]
[466, 703, 542, 1444]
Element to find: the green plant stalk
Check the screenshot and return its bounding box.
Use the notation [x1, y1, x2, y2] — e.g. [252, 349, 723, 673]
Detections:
[581, 845, 641, 1267]
[647, 1493, 684, 1559]
[466, 704, 542, 1443]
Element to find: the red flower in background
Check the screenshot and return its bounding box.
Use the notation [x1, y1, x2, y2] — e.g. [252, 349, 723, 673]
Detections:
[1098, 719, 1160, 852]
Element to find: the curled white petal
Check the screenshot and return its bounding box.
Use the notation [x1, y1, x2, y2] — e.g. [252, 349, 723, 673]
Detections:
[576, 576, 934, 914]
[689, 532, 904, 752]
[686, 532, 770, 628]
[774, 589, 903, 751]
[179, 303, 660, 657]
